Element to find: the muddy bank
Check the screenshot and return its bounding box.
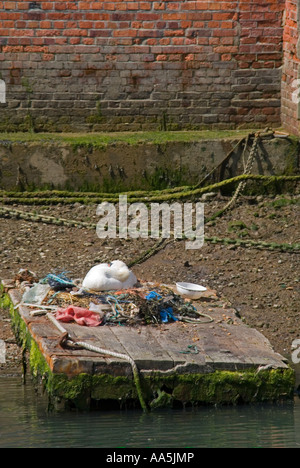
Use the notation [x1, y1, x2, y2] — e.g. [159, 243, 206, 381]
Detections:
[0, 193, 299, 378]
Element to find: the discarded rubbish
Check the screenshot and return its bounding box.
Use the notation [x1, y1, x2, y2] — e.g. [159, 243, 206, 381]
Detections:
[22, 283, 51, 305]
[145, 291, 178, 323]
[176, 282, 207, 300]
[274, 131, 289, 139]
[14, 269, 37, 285]
[179, 345, 199, 355]
[160, 307, 178, 323]
[89, 302, 111, 315]
[56, 305, 104, 327]
[18, 264, 214, 327]
[43, 272, 75, 291]
[55, 283, 214, 326]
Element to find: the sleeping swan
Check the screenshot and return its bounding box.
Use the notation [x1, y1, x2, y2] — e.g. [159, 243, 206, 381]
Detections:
[82, 260, 137, 292]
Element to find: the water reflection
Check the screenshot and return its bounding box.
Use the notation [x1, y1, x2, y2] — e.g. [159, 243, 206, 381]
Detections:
[0, 377, 299, 448]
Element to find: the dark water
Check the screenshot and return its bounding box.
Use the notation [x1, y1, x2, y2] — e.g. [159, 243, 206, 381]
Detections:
[0, 377, 299, 448]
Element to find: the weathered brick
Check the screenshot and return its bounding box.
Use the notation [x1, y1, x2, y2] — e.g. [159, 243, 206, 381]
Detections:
[281, 0, 300, 135]
[0, 0, 288, 131]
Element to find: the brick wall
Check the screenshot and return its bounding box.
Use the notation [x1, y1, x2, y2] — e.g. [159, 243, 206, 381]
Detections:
[282, 0, 300, 135]
[0, 0, 285, 132]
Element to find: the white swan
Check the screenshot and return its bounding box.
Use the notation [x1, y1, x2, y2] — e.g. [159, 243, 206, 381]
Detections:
[82, 260, 137, 292]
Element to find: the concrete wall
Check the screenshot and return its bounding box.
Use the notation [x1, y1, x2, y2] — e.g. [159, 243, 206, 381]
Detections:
[0, 136, 297, 191]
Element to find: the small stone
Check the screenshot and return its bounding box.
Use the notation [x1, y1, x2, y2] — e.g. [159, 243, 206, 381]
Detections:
[257, 321, 265, 328]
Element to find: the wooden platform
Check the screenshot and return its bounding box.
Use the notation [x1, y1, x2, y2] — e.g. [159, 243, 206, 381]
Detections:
[0, 279, 294, 409]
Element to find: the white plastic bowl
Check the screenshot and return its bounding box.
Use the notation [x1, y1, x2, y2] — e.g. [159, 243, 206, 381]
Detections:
[176, 282, 207, 300]
[274, 131, 289, 139]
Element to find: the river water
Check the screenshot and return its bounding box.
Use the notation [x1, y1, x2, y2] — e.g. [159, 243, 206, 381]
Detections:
[0, 377, 299, 448]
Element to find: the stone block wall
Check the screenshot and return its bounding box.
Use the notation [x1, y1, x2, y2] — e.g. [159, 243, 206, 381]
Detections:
[281, 0, 300, 136]
[0, 0, 285, 132]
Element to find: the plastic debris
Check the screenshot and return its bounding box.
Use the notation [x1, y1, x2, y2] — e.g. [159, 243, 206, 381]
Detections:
[24, 271, 214, 326]
[159, 307, 178, 323]
[179, 345, 199, 355]
[22, 283, 51, 305]
[44, 272, 75, 291]
[56, 305, 104, 327]
[145, 291, 178, 323]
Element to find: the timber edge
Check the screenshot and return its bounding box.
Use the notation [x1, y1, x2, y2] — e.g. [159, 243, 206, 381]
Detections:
[0, 280, 295, 411]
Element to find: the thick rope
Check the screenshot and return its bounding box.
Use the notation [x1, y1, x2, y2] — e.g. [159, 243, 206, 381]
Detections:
[204, 236, 300, 252]
[0, 205, 96, 229]
[46, 313, 149, 412]
[206, 132, 260, 222]
[0, 174, 299, 205]
[194, 135, 247, 189]
[0, 176, 299, 258]
[222, 132, 260, 211]
[0, 170, 299, 266]
[128, 238, 173, 268]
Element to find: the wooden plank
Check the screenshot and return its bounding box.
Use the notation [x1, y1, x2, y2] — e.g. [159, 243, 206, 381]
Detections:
[6, 288, 22, 306]
[66, 323, 133, 376]
[219, 322, 288, 368]
[198, 323, 254, 370]
[68, 323, 128, 356]
[110, 325, 175, 371]
[28, 321, 100, 375]
[1, 279, 17, 290]
[148, 322, 208, 374]
[1, 280, 288, 381]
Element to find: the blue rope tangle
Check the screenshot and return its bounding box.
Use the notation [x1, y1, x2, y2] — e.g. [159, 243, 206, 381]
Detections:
[106, 295, 124, 318]
[179, 345, 199, 355]
[43, 272, 75, 291]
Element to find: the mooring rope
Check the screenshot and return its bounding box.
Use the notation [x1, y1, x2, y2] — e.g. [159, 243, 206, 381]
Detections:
[0, 128, 299, 266]
[206, 132, 261, 222]
[0, 174, 299, 205]
[194, 128, 275, 189]
[46, 312, 148, 412]
[204, 236, 300, 252]
[0, 174, 299, 259]
[222, 132, 260, 211]
[128, 238, 174, 268]
[194, 135, 247, 189]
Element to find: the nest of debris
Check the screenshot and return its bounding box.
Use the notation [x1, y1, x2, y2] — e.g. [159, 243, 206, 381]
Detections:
[15, 270, 213, 327]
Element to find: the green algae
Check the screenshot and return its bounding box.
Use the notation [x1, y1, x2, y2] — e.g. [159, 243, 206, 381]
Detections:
[0, 130, 253, 147]
[169, 370, 295, 405]
[0, 286, 296, 410]
[34, 368, 295, 410]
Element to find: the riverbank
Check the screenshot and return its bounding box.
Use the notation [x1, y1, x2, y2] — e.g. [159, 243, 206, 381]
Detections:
[0, 192, 299, 379]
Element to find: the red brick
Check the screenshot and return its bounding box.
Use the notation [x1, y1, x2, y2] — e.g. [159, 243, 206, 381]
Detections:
[42, 53, 55, 60]
[0, 0, 287, 132]
[4, 2, 16, 9]
[113, 29, 137, 37]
